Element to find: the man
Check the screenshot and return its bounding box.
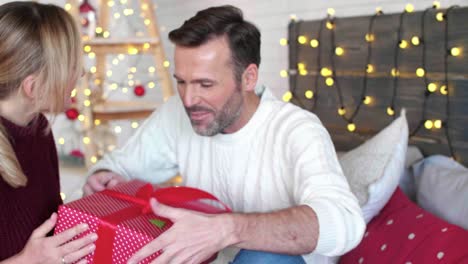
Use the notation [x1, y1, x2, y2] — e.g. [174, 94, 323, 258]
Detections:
[84, 5, 365, 264]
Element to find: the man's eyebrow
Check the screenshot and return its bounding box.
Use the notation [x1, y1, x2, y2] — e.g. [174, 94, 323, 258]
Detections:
[173, 74, 217, 84]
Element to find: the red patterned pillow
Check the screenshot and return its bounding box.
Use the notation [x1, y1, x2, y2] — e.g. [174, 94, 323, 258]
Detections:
[340, 188, 468, 264]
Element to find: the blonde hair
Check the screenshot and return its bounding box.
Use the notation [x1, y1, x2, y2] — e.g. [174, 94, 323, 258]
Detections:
[0, 1, 82, 187]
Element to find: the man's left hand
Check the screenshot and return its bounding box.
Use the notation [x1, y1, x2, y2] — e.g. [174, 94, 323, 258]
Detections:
[127, 198, 234, 264]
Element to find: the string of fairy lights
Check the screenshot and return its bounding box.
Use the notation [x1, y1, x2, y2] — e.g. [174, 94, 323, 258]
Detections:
[281, 2, 462, 159]
[57, 0, 171, 164]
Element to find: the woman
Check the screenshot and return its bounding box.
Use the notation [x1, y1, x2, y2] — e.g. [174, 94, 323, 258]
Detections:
[0, 2, 96, 263]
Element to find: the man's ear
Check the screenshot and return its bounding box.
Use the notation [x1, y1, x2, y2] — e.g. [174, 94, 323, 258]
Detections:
[20, 75, 36, 99]
[241, 64, 258, 92]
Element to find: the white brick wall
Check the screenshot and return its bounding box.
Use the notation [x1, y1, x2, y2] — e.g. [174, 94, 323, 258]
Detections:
[155, 0, 468, 98]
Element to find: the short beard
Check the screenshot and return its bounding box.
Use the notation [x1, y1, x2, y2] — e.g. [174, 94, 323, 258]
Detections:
[186, 84, 243, 136]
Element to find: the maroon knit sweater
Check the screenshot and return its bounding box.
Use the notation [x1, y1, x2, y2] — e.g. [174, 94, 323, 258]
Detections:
[0, 114, 62, 260]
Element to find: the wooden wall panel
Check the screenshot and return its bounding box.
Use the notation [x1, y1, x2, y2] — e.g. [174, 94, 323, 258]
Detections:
[288, 6, 468, 166]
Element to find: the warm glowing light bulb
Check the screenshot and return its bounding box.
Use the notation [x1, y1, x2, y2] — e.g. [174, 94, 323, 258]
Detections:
[338, 107, 346, 116]
[366, 64, 374, 73]
[325, 77, 334, 86]
[78, 115, 85, 122]
[107, 0, 115, 7]
[163, 60, 171, 67]
[347, 123, 356, 132]
[327, 8, 335, 16]
[112, 58, 119, 65]
[131, 122, 139, 129]
[299, 69, 308, 76]
[297, 63, 306, 70]
[282, 91, 293, 102]
[143, 43, 150, 49]
[84, 45, 91, 53]
[106, 70, 113, 77]
[83, 137, 91, 144]
[103, 31, 110, 38]
[399, 40, 409, 49]
[433, 1, 441, 9]
[335, 47, 344, 56]
[122, 87, 129, 93]
[94, 119, 101, 126]
[123, 8, 134, 16]
[280, 70, 288, 78]
[114, 126, 122, 134]
[436, 12, 445, 21]
[88, 52, 95, 59]
[128, 47, 139, 55]
[427, 83, 437, 92]
[326, 21, 334, 30]
[114, 13, 121, 19]
[411, 36, 420, 46]
[424, 120, 434, 129]
[376, 7, 383, 14]
[95, 27, 103, 34]
[387, 107, 395, 116]
[391, 68, 400, 77]
[363, 96, 372, 105]
[298, 35, 307, 44]
[64, 3, 72, 11]
[321, 67, 332, 77]
[58, 138, 65, 145]
[365, 33, 375, 42]
[280, 38, 288, 46]
[416, 68, 425, 77]
[405, 4, 415, 13]
[450, 47, 461, 57]
[290, 14, 297, 21]
[440, 85, 448, 95]
[110, 83, 118, 90]
[148, 66, 156, 73]
[148, 82, 155, 89]
[90, 66, 96, 73]
[434, 120, 442, 129]
[305, 90, 314, 99]
[91, 156, 98, 164]
[310, 39, 319, 48]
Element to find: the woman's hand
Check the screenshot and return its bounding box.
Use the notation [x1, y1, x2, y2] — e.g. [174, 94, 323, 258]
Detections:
[17, 213, 97, 264]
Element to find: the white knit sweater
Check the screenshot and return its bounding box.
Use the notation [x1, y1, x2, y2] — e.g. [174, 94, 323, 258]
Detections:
[89, 86, 365, 263]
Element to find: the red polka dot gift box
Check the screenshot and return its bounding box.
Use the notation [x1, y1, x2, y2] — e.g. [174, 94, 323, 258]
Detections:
[340, 188, 468, 264]
[54, 180, 230, 264]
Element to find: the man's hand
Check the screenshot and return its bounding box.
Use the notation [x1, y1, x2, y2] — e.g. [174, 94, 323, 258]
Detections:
[127, 198, 236, 264]
[83, 171, 126, 196]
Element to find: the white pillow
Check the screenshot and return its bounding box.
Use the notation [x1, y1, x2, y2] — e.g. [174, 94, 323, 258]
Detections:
[339, 110, 408, 223]
[412, 155, 468, 230]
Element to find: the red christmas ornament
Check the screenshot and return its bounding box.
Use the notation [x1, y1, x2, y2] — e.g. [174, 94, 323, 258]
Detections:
[79, 0, 96, 37]
[134, 85, 146, 97]
[65, 108, 79, 120]
[69, 149, 85, 158]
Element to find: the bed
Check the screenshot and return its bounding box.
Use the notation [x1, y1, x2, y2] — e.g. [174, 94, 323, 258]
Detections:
[286, 5, 468, 263]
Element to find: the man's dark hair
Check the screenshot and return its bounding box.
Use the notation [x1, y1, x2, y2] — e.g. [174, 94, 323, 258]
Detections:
[169, 5, 261, 83]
